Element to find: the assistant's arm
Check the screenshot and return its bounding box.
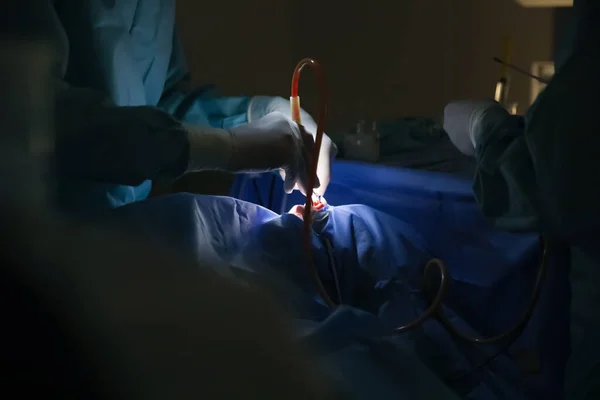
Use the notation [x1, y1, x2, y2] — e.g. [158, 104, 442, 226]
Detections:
[444, 101, 539, 232]
[445, 0, 600, 245]
[157, 38, 338, 195]
[34, 0, 232, 187]
[54, 82, 192, 186]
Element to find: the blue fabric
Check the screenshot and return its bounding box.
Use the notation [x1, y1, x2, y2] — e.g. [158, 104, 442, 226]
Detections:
[111, 165, 569, 399]
[232, 161, 480, 219]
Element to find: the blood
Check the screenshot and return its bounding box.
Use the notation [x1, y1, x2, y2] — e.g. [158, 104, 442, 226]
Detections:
[312, 201, 325, 211]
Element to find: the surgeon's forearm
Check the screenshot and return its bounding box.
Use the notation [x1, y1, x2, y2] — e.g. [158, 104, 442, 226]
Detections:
[54, 82, 190, 186]
[185, 123, 290, 174]
[184, 125, 234, 172]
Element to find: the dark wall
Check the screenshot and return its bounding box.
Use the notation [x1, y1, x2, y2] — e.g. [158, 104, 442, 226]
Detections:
[175, 0, 554, 130]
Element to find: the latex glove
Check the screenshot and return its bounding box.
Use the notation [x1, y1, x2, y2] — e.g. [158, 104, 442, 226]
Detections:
[443, 100, 510, 156]
[288, 204, 309, 220]
[248, 96, 337, 197]
[186, 112, 316, 194]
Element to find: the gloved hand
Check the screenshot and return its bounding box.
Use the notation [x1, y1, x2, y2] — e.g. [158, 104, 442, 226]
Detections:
[443, 100, 510, 156]
[248, 96, 337, 197]
[186, 112, 316, 194]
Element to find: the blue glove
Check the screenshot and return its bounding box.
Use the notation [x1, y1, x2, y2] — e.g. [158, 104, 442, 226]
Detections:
[247, 96, 337, 197]
[185, 112, 315, 194]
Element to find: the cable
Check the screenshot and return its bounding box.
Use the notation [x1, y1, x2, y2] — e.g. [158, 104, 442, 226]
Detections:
[289, 57, 547, 344]
[433, 239, 547, 344]
[492, 57, 550, 84]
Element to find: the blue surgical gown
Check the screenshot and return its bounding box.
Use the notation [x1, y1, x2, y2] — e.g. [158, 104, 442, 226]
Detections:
[32, 0, 251, 215]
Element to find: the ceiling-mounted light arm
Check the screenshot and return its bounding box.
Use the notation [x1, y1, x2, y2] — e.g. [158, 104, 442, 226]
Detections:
[515, 0, 572, 7]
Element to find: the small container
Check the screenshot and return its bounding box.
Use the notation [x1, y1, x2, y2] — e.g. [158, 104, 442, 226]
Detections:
[343, 120, 380, 163]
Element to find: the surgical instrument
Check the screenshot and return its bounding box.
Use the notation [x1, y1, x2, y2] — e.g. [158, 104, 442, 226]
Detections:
[494, 38, 513, 106]
[492, 57, 550, 84]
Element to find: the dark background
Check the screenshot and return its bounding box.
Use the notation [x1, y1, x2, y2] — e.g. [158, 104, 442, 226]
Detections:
[175, 0, 558, 130]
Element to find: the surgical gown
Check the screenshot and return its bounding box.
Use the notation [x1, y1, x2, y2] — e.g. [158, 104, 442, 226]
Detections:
[471, 1, 600, 397]
[29, 0, 253, 214]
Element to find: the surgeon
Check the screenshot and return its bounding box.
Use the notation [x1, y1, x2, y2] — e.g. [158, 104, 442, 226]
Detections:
[443, 1, 600, 398]
[24, 0, 336, 215]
